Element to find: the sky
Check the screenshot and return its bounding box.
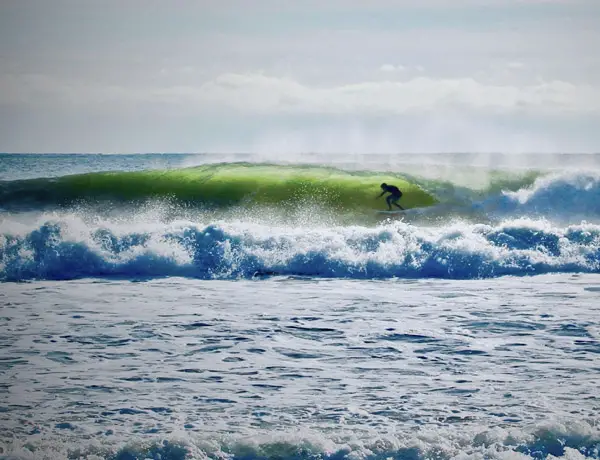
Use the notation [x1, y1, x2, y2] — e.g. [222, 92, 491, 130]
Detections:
[1, 0, 599, 153]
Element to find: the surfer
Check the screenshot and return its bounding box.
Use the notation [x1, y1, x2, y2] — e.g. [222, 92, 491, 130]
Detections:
[377, 183, 404, 211]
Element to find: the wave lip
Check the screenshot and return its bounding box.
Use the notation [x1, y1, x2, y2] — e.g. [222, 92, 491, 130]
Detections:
[1, 218, 599, 282]
[0, 162, 437, 213]
[479, 173, 600, 221]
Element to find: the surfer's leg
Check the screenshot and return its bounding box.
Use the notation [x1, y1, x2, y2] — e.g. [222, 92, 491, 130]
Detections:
[391, 195, 404, 210]
[386, 195, 393, 210]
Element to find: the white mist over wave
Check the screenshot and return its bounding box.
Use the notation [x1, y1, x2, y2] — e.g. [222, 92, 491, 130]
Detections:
[3, 152, 600, 182]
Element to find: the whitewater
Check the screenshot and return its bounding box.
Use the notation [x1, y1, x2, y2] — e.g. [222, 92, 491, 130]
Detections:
[1, 153, 599, 459]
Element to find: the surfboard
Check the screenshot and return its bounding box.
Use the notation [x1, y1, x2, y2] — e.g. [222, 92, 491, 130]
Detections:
[376, 206, 427, 216]
[376, 210, 405, 215]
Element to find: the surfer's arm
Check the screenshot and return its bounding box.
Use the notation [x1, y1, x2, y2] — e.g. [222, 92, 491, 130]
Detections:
[377, 191, 387, 198]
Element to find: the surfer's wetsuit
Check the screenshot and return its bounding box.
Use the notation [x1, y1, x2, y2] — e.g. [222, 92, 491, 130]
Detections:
[378, 183, 404, 210]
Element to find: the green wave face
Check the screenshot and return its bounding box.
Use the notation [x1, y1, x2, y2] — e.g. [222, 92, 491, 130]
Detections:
[0, 163, 438, 213]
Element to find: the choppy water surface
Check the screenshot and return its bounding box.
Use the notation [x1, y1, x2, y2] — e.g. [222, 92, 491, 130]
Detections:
[2, 275, 600, 459]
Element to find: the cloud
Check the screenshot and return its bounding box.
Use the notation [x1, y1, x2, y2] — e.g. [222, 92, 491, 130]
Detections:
[379, 64, 408, 72]
[177, 73, 600, 115]
[379, 64, 396, 72]
[2, 72, 598, 117]
[195, 0, 593, 12]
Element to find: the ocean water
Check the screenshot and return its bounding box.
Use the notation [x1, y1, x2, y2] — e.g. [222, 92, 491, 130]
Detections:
[1, 153, 599, 459]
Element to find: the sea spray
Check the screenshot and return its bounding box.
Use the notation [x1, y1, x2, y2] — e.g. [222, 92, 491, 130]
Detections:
[1, 215, 599, 281]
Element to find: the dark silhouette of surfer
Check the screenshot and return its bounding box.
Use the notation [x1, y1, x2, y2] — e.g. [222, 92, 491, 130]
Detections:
[377, 183, 404, 211]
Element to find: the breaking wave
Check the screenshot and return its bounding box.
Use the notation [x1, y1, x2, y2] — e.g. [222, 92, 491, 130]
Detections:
[1, 215, 599, 282]
[2, 166, 599, 282]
